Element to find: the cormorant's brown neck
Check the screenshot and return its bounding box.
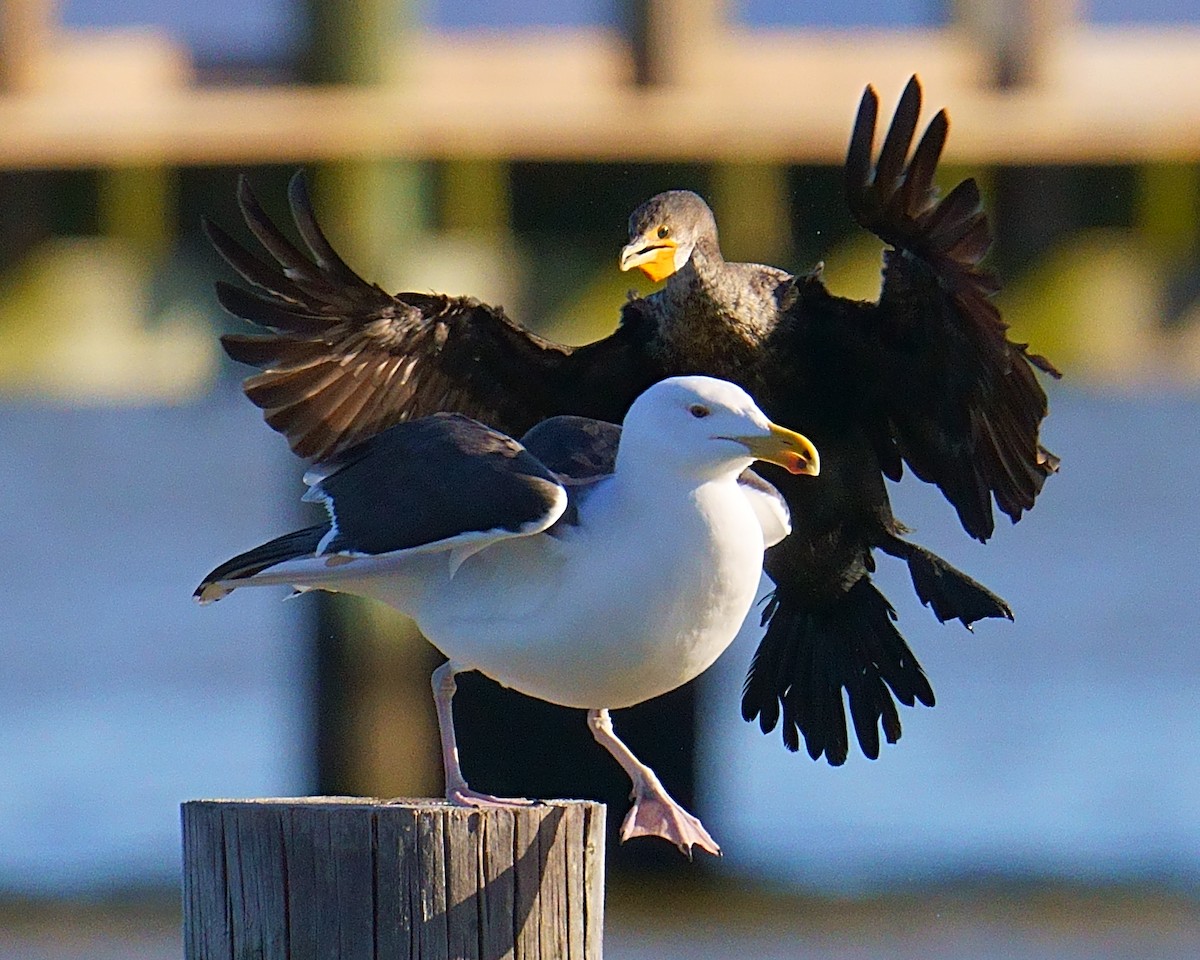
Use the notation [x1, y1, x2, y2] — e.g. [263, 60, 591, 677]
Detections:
[658, 238, 779, 351]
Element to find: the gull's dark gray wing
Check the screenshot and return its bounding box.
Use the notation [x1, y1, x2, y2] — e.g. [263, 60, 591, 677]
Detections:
[195, 413, 567, 600]
[307, 412, 567, 556]
[195, 526, 329, 600]
[519, 415, 621, 530]
[521, 415, 622, 481]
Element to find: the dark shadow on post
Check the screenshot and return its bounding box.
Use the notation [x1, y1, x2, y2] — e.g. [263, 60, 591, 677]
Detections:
[434, 803, 568, 960]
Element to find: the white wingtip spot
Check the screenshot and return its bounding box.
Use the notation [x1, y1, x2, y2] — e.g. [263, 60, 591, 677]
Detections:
[195, 582, 230, 604]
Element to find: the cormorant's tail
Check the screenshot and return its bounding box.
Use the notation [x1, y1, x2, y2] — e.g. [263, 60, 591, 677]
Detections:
[194, 525, 327, 604]
[879, 536, 1013, 627]
[740, 577, 935, 766]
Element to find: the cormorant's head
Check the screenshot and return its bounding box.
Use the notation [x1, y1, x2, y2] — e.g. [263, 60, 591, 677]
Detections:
[619, 191, 718, 283]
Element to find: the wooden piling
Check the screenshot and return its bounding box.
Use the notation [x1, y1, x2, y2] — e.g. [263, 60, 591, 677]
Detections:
[181, 797, 605, 960]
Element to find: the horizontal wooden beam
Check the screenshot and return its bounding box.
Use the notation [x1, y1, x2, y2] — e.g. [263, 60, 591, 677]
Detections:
[4, 27, 1200, 169]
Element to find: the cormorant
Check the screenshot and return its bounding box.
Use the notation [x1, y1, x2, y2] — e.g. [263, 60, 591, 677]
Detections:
[205, 76, 1059, 765]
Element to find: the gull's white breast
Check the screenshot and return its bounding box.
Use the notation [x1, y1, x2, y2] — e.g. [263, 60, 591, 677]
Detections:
[374, 473, 767, 710]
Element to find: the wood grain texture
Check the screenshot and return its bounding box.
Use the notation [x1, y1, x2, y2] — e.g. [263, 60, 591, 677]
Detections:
[181, 797, 605, 960]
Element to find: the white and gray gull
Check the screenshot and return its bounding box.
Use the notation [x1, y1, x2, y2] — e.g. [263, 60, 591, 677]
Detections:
[196, 376, 819, 857]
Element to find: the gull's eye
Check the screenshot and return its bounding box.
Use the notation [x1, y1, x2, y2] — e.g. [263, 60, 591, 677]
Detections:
[688, 403, 710, 419]
[657, 225, 670, 239]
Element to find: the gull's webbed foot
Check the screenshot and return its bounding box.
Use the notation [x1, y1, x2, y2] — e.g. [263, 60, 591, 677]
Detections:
[587, 707, 720, 858]
[620, 777, 721, 858]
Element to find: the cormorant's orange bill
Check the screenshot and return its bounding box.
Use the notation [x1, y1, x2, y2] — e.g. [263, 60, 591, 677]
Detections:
[619, 236, 680, 283]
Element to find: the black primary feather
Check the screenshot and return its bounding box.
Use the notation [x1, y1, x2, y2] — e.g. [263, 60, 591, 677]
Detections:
[195, 525, 328, 599]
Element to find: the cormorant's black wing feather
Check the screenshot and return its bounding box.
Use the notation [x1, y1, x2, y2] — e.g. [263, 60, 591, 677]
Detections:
[209, 171, 655, 461]
[845, 75, 1060, 542]
[743, 77, 1040, 763]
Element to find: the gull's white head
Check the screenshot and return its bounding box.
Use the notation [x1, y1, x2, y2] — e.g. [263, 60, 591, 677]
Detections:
[617, 376, 819, 481]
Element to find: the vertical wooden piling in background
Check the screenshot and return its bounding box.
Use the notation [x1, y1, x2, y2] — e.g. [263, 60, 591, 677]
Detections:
[182, 797, 605, 960]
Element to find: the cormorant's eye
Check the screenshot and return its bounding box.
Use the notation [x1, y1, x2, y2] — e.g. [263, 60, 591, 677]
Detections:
[688, 404, 710, 419]
[657, 225, 670, 239]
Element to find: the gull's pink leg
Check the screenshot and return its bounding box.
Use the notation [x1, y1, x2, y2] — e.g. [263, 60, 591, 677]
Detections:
[587, 708, 720, 858]
[432, 661, 533, 807]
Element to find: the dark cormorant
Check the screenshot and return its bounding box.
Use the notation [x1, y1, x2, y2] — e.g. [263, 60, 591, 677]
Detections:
[205, 76, 1059, 766]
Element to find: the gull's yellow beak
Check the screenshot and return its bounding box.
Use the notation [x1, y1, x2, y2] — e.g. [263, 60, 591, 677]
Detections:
[619, 235, 680, 283]
[735, 423, 820, 477]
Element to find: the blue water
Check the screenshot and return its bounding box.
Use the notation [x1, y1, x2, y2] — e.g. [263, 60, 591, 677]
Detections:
[700, 385, 1200, 892]
[59, 0, 1200, 67]
[62, 0, 955, 51]
[63, 0, 302, 63]
[0, 385, 1197, 896]
[734, 0, 945, 28]
[0, 388, 311, 894]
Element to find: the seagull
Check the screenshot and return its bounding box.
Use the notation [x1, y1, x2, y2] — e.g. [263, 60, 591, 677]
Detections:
[196, 376, 820, 857]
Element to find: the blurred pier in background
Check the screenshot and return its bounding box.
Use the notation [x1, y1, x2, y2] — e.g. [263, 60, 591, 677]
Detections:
[1, 1, 1199, 957]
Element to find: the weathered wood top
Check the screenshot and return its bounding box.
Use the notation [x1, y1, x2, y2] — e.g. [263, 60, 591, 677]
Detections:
[182, 797, 606, 960]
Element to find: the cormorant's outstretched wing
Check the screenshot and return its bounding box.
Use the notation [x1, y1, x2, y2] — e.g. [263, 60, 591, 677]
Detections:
[844, 75, 1061, 542]
[743, 77, 1049, 764]
[208, 172, 656, 461]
